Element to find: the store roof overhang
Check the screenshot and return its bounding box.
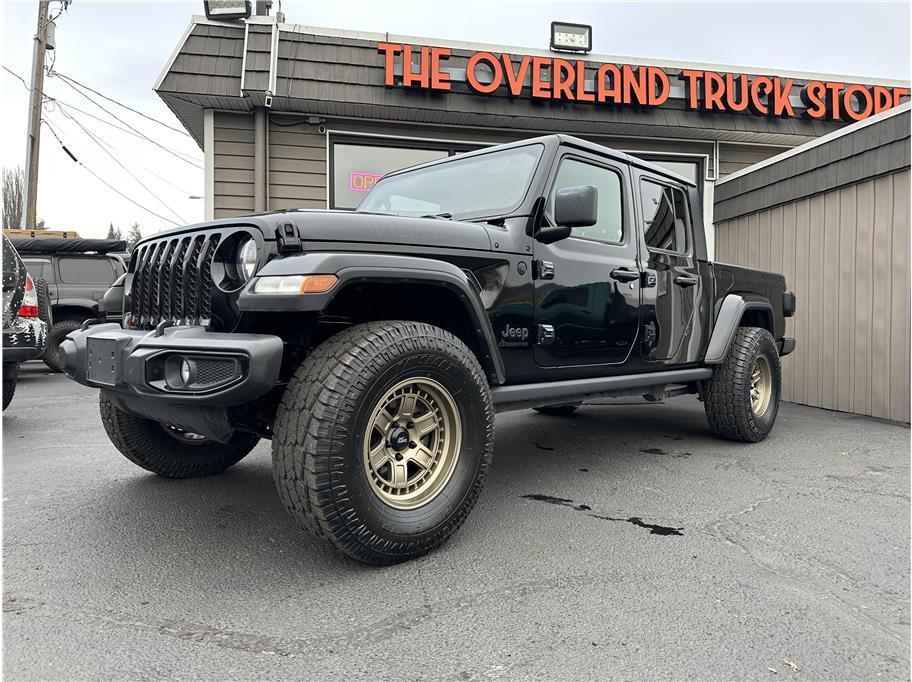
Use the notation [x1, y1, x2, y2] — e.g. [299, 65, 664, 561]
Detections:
[155, 15, 911, 151]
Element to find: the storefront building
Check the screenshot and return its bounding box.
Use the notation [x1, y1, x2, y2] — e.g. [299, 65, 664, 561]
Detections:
[155, 15, 910, 260]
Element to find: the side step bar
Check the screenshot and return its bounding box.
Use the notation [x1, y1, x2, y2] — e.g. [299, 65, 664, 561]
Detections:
[491, 368, 713, 413]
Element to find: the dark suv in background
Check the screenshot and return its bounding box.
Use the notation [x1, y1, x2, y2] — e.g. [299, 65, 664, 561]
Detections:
[11, 237, 126, 371]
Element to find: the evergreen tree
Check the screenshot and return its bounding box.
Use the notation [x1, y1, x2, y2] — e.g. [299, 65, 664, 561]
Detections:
[125, 223, 143, 251]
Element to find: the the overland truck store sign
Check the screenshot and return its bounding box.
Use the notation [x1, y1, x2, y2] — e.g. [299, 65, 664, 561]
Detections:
[378, 43, 910, 122]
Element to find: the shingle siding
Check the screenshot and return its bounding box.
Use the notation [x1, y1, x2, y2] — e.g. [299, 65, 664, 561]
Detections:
[158, 21, 859, 146]
[715, 110, 911, 221]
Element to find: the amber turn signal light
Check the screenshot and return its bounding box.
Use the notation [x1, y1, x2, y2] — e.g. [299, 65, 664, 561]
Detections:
[252, 274, 338, 294]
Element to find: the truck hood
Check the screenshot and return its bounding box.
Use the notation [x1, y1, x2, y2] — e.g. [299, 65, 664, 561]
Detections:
[145, 209, 494, 253]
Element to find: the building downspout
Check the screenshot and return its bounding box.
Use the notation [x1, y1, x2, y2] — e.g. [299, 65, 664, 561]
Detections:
[254, 107, 267, 212]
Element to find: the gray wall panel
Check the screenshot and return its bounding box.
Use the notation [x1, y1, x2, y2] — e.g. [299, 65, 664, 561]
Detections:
[716, 162, 911, 422]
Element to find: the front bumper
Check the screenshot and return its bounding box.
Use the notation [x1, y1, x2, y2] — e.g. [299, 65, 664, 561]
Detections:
[59, 323, 283, 441]
[2, 317, 48, 364]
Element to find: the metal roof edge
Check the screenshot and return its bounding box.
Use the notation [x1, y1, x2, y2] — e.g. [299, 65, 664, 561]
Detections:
[276, 22, 909, 88]
[717, 101, 912, 185]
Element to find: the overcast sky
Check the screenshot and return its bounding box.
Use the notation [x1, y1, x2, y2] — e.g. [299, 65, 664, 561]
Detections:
[1, 1, 909, 238]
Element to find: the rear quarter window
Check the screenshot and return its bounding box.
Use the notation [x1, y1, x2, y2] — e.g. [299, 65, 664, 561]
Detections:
[57, 257, 116, 284]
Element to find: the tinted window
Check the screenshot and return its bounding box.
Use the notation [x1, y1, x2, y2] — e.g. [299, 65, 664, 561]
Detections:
[640, 180, 688, 253]
[333, 143, 449, 210]
[57, 257, 115, 284]
[24, 260, 51, 281]
[548, 158, 623, 244]
[358, 145, 543, 220]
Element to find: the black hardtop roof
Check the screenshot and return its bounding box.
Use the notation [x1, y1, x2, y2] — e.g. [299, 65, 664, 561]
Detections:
[381, 134, 696, 187]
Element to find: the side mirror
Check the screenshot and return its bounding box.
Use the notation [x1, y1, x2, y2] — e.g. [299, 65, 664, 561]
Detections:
[554, 185, 598, 228]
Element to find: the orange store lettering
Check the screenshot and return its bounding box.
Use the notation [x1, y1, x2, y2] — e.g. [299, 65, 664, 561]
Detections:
[377, 42, 910, 122]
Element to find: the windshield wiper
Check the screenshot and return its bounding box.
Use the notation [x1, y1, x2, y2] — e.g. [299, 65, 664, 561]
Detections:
[420, 212, 453, 220]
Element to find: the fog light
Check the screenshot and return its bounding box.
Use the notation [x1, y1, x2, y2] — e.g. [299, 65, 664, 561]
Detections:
[165, 355, 196, 389]
[180, 358, 192, 385]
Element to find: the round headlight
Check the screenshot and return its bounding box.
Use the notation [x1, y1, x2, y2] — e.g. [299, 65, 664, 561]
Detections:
[236, 238, 258, 281]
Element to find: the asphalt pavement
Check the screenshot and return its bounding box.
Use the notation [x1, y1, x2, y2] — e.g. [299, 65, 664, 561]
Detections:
[3, 362, 910, 680]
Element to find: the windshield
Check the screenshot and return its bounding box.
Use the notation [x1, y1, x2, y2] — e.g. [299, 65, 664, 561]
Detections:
[356, 144, 544, 219]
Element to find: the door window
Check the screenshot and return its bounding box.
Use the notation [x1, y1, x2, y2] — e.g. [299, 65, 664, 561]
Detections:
[547, 158, 623, 244]
[57, 257, 116, 284]
[640, 180, 689, 253]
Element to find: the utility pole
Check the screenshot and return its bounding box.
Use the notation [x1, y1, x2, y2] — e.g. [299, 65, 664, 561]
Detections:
[22, 0, 50, 230]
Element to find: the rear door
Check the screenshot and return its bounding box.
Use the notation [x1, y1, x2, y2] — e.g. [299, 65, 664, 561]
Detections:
[635, 173, 703, 364]
[533, 152, 640, 368]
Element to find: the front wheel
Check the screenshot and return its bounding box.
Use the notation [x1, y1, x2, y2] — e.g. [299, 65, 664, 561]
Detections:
[272, 321, 495, 565]
[99, 393, 260, 477]
[703, 326, 781, 442]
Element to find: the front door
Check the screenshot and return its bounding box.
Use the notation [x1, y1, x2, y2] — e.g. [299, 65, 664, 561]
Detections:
[635, 174, 702, 363]
[533, 153, 640, 368]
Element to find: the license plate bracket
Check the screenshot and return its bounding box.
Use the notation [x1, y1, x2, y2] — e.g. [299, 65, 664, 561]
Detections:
[87, 337, 120, 386]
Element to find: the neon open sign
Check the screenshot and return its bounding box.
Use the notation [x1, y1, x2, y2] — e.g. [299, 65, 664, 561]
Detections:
[350, 171, 384, 192]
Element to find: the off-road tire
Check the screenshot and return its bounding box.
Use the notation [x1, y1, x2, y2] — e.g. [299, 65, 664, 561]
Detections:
[99, 392, 260, 477]
[272, 321, 495, 565]
[43, 319, 84, 372]
[704, 326, 781, 443]
[533, 402, 581, 417]
[3, 363, 18, 411]
[34, 278, 52, 326]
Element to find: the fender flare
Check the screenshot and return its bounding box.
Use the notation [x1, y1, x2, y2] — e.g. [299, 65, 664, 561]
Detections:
[238, 252, 506, 384]
[704, 293, 774, 364]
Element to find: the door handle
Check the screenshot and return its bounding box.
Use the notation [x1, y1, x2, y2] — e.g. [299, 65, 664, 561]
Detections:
[674, 274, 699, 288]
[609, 268, 639, 283]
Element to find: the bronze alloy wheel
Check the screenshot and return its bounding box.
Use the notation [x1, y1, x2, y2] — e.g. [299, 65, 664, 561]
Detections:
[750, 355, 773, 417]
[363, 377, 462, 510]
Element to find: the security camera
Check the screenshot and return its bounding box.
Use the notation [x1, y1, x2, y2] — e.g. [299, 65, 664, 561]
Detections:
[317, 124, 326, 135]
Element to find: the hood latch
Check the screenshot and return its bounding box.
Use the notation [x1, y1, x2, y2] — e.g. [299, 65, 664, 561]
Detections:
[276, 222, 302, 253]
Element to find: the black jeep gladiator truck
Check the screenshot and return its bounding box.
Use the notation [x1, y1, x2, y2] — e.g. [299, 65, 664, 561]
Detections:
[60, 135, 795, 564]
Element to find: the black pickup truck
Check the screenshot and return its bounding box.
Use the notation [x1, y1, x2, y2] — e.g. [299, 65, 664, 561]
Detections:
[60, 135, 795, 564]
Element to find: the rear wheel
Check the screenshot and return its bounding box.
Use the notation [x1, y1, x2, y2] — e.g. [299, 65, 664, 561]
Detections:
[43, 319, 83, 372]
[533, 402, 581, 417]
[272, 321, 495, 565]
[99, 393, 259, 477]
[703, 326, 781, 442]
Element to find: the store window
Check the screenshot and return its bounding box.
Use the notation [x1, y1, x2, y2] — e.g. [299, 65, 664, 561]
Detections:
[640, 180, 689, 253]
[547, 158, 623, 244]
[331, 141, 453, 209]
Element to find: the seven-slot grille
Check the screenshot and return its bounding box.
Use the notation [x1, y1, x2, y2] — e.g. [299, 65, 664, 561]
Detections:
[129, 232, 221, 330]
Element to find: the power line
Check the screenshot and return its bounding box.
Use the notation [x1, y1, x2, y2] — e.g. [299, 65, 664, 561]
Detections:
[42, 118, 181, 227]
[56, 109, 187, 224]
[51, 71, 204, 170]
[3, 65, 203, 166]
[52, 70, 193, 138]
